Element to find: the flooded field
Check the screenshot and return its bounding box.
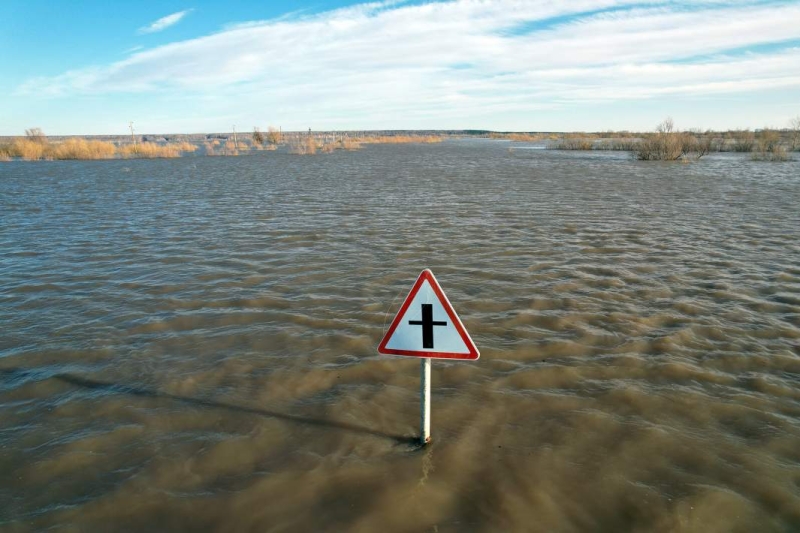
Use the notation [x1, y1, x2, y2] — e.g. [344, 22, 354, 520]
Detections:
[1, 140, 800, 532]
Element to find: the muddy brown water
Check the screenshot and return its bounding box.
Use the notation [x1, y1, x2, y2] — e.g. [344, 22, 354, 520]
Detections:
[1, 140, 800, 532]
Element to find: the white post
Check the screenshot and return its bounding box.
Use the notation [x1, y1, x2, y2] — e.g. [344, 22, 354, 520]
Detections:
[420, 358, 431, 445]
[129, 122, 136, 148]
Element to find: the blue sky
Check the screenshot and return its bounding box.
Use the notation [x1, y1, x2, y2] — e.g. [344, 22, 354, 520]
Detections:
[2, 0, 799, 134]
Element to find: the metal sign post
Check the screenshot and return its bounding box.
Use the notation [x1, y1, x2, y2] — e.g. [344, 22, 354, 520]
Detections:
[420, 358, 431, 444]
[378, 269, 479, 446]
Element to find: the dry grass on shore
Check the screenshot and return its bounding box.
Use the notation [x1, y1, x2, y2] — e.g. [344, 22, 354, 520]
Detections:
[0, 144, 12, 161]
[0, 132, 200, 161]
[9, 138, 47, 160]
[1, 137, 119, 160]
[50, 138, 117, 160]
[4, 121, 795, 163]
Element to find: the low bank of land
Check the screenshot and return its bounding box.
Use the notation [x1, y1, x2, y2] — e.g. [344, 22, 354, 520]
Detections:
[1, 119, 797, 162]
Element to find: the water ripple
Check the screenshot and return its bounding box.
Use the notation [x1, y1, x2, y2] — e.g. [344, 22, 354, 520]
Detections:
[1, 143, 800, 530]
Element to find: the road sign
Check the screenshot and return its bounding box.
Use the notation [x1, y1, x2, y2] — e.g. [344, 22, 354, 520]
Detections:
[378, 269, 479, 445]
[378, 269, 479, 360]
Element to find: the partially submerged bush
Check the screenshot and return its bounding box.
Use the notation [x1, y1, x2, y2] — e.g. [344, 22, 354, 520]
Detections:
[751, 129, 791, 161]
[173, 141, 198, 153]
[252, 128, 264, 146]
[120, 142, 180, 158]
[266, 126, 281, 145]
[489, 132, 546, 142]
[731, 130, 755, 152]
[634, 118, 710, 161]
[289, 136, 317, 155]
[685, 131, 713, 158]
[757, 129, 781, 152]
[340, 138, 361, 151]
[751, 147, 791, 161]
[548, 136, 594, 150]
[223, 141, 239, 156]
[608, 138, 639, 151]
[203, 141, 220, 156]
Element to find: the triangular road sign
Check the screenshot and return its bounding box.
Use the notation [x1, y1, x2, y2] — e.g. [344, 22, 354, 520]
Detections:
[378, 269, 479, 360]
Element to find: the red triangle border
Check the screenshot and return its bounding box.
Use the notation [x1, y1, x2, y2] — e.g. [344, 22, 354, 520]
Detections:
[377, 269, 479, 360]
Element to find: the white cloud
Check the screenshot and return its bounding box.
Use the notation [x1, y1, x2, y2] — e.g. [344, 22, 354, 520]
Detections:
[16, 0, 800, 129]
[138, 9, 193, 34]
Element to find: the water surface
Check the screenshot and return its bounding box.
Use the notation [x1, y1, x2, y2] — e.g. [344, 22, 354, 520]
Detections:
[1, 141, 800, 531]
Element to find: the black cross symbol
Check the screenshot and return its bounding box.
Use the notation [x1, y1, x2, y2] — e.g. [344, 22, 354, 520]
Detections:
[409, 304, 447, 349]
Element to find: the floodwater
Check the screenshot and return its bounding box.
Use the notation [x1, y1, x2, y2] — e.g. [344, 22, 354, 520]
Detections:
[1, 140, 799, 532]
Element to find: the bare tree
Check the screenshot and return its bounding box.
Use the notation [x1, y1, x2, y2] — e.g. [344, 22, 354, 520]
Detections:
[656, 117, 674, 134]
[25, 128, 47, 144]
[790, 116, 800, 151]
[266, 126, 281, 145]
[252, 127, 264, 146]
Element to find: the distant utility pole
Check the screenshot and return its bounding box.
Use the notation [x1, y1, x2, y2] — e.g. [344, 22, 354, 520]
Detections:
[232, 125, 238, 151]
[129, 121, 137, 147]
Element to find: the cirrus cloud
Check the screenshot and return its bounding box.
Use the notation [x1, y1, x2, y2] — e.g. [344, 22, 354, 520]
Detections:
[138, 9, 193, 34]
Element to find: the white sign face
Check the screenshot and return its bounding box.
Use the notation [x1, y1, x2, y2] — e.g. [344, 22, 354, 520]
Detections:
[378, 269, 479, 360]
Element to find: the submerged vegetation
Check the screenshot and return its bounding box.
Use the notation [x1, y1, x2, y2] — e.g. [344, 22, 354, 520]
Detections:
[490, 132, 549, 142]
[633, 119, 712, 161]
[548, 135, 594, 151]
[288, 136, 318, 155]
[2, 119, 796, 162]
[536, 117, 797, 162]
[750, 129, 791, 162]
[120, 142, 182, 159]
[284, 132, 441, 155]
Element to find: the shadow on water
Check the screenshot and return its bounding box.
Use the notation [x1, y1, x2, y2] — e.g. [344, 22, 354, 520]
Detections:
[0, 367, 418, 446]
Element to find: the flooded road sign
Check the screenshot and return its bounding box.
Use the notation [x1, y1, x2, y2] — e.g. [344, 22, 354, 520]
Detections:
[378, 269, 479, 360]
[378, 269, 479, 445]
